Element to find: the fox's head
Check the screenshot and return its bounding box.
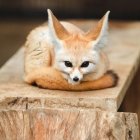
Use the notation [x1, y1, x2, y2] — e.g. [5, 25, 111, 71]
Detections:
[47, 9, 110, 85]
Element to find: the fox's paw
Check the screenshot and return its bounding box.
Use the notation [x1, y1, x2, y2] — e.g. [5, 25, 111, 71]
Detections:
[105, 70, 119, 87]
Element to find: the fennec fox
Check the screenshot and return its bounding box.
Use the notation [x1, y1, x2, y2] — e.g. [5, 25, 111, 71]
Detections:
[24, 9, 118, 91]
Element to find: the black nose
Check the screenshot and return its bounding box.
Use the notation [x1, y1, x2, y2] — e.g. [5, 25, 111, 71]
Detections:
[73, 77, 79, 82]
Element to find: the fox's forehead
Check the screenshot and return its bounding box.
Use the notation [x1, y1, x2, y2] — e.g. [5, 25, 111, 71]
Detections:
[57, 47, 99, 66]
[56, 41, 98, 64]
[63, 34, 90, 49]
[55, 34, 99, 63]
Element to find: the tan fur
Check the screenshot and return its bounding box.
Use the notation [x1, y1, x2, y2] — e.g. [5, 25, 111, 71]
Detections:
[24, 67, 117, 91]
[48, 10, 70, 40]
[85, 15, 106, 40]
[24, 10, 118, 91]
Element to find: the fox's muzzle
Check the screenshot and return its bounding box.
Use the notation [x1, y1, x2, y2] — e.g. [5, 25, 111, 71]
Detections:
[70, 68, 83, 83]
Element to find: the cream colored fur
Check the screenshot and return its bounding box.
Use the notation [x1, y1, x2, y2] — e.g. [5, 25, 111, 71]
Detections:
[24, 9, 118, 90]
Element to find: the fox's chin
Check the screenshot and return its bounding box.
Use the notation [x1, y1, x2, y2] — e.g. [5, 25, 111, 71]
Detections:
[68, 79, 80, 85]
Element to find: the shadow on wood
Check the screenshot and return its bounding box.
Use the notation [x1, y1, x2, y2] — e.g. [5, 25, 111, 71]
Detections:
[119, 65, 140, 130]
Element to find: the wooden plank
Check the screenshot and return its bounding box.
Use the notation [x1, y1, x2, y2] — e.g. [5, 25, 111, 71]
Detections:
[0, 21, 140, 111]
[0, 109, 139, 140]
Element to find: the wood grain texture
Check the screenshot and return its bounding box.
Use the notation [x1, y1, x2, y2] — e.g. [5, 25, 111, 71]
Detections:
[0, 21, 140, 112]
[0, 109, 139, 140]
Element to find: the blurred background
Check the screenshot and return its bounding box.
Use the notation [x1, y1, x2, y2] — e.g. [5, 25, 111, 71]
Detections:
[0, 0, 140, 66]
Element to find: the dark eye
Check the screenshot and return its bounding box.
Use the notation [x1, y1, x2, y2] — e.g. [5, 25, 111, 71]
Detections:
[64, 61, 73, 67]
[81, 61, 89, 67]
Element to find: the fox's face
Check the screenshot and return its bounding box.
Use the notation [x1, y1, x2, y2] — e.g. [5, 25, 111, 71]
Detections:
[47, 9, 109, 84]
[54, 36, 100, 84]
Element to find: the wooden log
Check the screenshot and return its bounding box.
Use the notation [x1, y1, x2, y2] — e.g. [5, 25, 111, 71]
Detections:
[0, 109, 139, 140]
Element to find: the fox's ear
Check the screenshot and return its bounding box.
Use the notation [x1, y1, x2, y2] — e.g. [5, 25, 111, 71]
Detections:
[85, 11, 110, 50]
[47, 9, 70, 41]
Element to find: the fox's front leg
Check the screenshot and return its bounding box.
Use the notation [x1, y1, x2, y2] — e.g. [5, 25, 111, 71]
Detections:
[25, 68, 118, 91]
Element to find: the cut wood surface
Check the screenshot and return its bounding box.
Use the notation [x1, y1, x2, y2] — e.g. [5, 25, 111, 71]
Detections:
[0, 108, 139, 140]
[0, 21, 140, 111]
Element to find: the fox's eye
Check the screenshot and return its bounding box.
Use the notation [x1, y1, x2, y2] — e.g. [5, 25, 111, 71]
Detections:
[81, 61, 89, 67]
[64, 61, 73, 67]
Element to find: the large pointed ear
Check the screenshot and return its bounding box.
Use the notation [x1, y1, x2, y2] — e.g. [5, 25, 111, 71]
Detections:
[47, 9, 70, 41]
[85, 11, 110, 50]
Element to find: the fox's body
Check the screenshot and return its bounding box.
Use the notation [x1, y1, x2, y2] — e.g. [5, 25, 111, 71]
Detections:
[24, 10, 118, 90]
